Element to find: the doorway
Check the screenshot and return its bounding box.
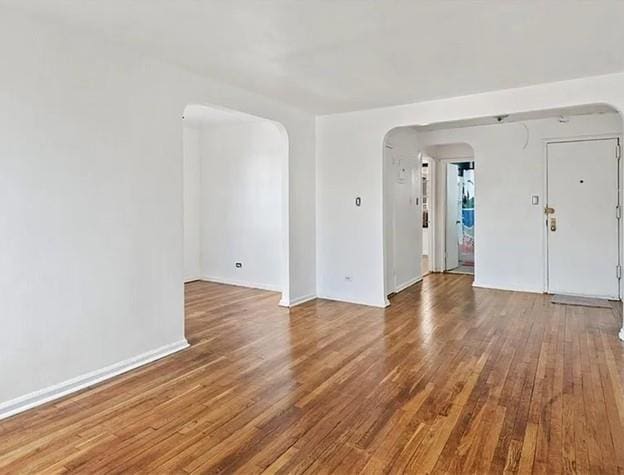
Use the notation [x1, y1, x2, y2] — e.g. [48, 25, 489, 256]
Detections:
[421, 159, 431, 276]
[546, 138, 620, 299]
[445, 161, 475, 275]
[182, 104, 290, 305]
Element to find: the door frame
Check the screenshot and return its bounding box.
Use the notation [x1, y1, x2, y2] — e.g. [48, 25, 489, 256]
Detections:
[542, 134, 622, 298]
[421, 157, 436, 276]
[445, 162, 460, 271]
[440, 157, 476, 274]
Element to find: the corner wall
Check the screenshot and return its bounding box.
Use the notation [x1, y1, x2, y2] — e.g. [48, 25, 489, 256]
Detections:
[383, 128, 424, 298]
[198, 121, 285, 291]
[316, 72, 624, 313]
[419, 113, 622, 293]
[0, 7, 316, 418]
[183, 124, 201, 282]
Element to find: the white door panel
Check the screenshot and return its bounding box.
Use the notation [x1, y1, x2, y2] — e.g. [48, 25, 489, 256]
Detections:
[547, 139, 619, 299]
[446, 163, 459, 270]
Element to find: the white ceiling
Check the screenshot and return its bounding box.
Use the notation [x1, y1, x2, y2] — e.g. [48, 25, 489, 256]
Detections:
[5, 1, 624, 114]
[183, 104, 263, 127]
[415, 104, 618, 132]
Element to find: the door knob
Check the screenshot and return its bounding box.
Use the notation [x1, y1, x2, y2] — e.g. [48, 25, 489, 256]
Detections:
[550, 217, 557, 232]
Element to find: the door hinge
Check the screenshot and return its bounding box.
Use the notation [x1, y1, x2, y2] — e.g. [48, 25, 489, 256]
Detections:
[617, 205, 622, 220]
[617, 142, 622, 160]
[617, 265, 622, 280]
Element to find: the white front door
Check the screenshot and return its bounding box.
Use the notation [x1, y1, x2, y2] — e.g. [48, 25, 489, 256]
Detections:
[546, 139, 620, 299]
[446, 163, 459, 270]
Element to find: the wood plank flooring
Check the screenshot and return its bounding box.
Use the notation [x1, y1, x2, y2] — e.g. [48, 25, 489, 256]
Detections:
[1, 274, 624, 473]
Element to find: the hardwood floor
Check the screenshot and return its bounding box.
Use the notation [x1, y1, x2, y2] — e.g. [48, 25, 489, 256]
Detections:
[1, 274, 624, 473]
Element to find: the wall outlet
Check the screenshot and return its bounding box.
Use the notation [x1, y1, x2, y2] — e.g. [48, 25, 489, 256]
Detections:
[235, 262, 243, 268]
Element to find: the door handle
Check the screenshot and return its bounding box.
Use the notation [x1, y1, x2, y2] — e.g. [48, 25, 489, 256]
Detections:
[550, 217, 557, 232]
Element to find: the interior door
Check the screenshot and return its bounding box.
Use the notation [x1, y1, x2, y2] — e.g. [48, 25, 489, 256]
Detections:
[446, 163, 459, 270]
[547, 139, 620, 298]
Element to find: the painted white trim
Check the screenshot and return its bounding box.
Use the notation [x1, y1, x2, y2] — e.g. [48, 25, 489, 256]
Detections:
[317, 294, 389, 308]
[472, 281, 542, 294]
[426, 157, 437, 273]
[200, 276, 281, 293]
[280, 293, 317, 308]
[546, 290, 619, 300]
[0, 339, 189, 421]
[438, 154, 476, 272]
[619, 327, 624, 342]
[420, 153, 476, 274]
[395, 276, 423, 293]
[446, 270, 474, 276]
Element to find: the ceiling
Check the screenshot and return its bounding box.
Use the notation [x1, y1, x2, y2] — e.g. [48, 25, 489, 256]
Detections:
[415, 104, 618, 132]
[4, 1, 624, 114]
[182, 104, 264, 127]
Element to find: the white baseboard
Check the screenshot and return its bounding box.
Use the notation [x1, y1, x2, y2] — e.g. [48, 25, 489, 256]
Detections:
[0, 339, 189, 421]
[200, 276, 281, 292]
[316, 294, 388, 308]
[280, 293, 317, 308]
[472, 281, 542, 294]
[394, 276, 423, 294]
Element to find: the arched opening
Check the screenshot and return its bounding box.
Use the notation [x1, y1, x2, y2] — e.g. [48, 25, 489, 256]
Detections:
[383, 103, 623, 306]
[423, 143, 475, 276]
[182, 104, 289, 306]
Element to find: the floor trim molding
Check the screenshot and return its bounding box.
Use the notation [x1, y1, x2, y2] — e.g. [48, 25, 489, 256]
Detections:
[394, 276, 423, 294]
[200, 276, 281, 292]
[0, 339, 189, 421]
[317, 294, 388, 308]
[281, 293, 317, 308]
[472, 281, 542, 294]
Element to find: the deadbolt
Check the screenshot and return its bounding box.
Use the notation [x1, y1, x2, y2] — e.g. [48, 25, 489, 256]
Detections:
[550, 217, 557, 232]
[545, 207, 555, 215]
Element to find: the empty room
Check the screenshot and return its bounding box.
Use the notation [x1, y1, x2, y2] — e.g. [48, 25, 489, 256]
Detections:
[1, 2, 624, 473]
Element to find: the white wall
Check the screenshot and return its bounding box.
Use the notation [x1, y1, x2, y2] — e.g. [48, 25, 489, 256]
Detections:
[0, 7, 316, 418]
[183, 124, 201, 282]
[317, 72, 624, 310]
[372, 113, 623, 300]
[383, 129, 423, 296]
[392, 159, 422, 293]
[198, 121, 284, 291]
[420, 113, 621, 293]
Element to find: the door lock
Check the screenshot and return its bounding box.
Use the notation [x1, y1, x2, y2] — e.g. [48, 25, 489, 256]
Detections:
[545, 207, 555, 215]
[550, 217, 557, 232]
